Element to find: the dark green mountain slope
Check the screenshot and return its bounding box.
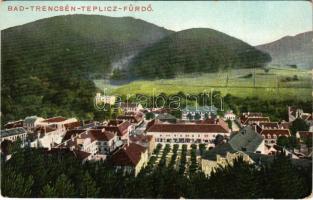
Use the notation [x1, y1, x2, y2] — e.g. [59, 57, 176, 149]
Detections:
[1, 14, 172, 123]
[130, 28, 271, 79]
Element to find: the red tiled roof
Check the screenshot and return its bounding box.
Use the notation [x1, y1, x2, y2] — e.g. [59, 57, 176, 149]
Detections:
[242, 112, 263, 117]
[298, 131, 313, 139]
[107, 120, 123, 126]
[105, 120, 131, 136]
[42, 117, 66, 123]
[110, 143, 146, 166]
[4, 120, 23, 129]
[117, 115, 143, 124]
[145, 119, 156, 131]
[279, 122, 291, 129]
[260, 129, 291, 138]
[243, 117, 270, 125]
[73, 149, 91, 160]
[35, 125, 57, 134]
[196, 118, 216, 124]
[152, 108, 171, 114]
[130, 135, 153, 143]
[64, 121, 81, 130]
[147, 124, 228, 133]
[120, 102, 139, 108]
[62, 129, 86, 141]
[89, 129, 115, 141]
[259, 122, 279, 129]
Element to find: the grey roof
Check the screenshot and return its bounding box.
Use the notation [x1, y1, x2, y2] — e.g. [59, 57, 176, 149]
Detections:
[24, 116, 40, 124]
[182, 106, 217, 113]
[229, 125, 263, 152]
[203, 126, 263, 161]
[156, 113, 177, 120]
[1, 127, 27, 138]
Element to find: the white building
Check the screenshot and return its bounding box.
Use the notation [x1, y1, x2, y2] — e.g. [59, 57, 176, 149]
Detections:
[181, 106, 218, 121]
[57, 129, 119, 160]
[147, 123, 230, 146]
[23, 116, 45, 131]
[95, 93, 116, 105]
[37, 117, 78, 131]
[224, 110, 236, 121]
[0, 127, 27, 143]
[118, 102, 143, 113]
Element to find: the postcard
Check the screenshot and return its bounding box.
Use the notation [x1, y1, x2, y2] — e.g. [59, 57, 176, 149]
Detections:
[0, 1, 312, 199]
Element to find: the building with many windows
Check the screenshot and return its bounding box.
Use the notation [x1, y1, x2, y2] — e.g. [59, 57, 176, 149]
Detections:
[0, 127, 28, 143]
[181, 106, 218, 120]
[147, 123, 230, 146]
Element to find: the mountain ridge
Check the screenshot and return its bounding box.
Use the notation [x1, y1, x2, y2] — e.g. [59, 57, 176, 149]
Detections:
[256, 31, 313, 68]
[129, 28, 271, 79]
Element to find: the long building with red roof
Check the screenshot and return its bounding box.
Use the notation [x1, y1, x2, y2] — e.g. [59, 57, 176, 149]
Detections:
[146, 123, 230, 146]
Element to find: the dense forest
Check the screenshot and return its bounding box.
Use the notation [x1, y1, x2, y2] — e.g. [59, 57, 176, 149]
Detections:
[1, 15, 172, 124]
[130, 28, 271, 79]
[1, 147, 311, 198]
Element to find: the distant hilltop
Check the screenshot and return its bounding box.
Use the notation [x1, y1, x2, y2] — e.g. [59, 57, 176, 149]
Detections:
[256, 31, 313, 69]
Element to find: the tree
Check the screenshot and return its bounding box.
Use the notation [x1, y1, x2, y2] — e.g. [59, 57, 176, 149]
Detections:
[288, 136, 300, 151]
[213, 135, 224, 146]
[145, 112, 155, 120]
[290, 118, 309, 135]
[54, 174, 76, 197]
[265, 153, 309, 198]
[79, 171, 99, 197]
[41, 184, 57, 197]
[187, 113, 193, 121]
[226, 119, 232, 130]
[303, 136, 312, 150]
[277, 136, 289, 147]
[199, 144, 206, 156]
[1, 170, 34, 197]
[194, 113, 201, 121]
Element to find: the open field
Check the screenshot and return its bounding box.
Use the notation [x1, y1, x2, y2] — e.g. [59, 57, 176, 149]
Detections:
[94, 66, 312, 100]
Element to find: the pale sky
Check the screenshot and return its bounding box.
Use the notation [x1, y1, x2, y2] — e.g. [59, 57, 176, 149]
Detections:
[0, 1, 312, 45]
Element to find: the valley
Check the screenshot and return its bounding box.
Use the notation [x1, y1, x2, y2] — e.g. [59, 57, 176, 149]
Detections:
[94, 66, 312, 100]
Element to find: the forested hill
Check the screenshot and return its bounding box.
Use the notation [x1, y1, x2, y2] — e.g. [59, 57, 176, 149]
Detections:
[2, 14, 173, 76]
[1, 14, 172, 123]
[129, 28, 271, 79]
[256, 31, 313, 69]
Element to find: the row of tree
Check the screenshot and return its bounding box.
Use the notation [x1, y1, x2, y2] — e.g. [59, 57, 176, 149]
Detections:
[1, 147, 311, 198]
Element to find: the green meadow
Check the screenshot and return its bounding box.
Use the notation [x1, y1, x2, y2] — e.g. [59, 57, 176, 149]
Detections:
[94, 66, 312, 100]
